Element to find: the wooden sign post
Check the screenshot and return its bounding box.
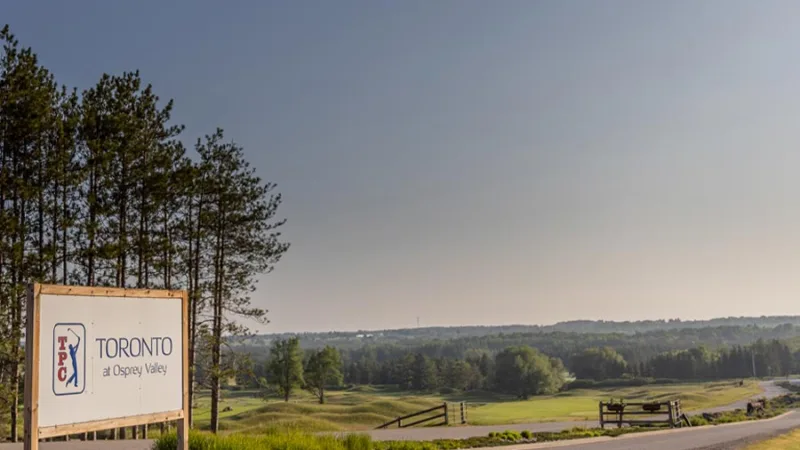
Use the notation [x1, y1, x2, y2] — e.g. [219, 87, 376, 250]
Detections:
[24, 283, 189, 450]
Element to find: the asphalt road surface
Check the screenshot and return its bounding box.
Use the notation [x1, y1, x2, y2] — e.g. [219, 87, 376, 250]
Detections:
[467, 411, 800, 450]
[363, 380, 790, 441]
[0, 381, 793, 450]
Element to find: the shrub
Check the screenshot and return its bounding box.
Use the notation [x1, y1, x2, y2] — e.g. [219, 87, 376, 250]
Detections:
[689, 416, 709, 426]
[520, 430, 532, 439]
[499, 430, 522, 441]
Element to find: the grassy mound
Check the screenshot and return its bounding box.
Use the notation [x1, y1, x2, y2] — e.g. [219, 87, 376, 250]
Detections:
[201, 390, 444, 432]
[154, 430, 372, 450]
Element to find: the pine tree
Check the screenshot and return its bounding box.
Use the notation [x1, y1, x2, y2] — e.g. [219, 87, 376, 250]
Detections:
[196, 128, 289, 432]
[0, 25, 59, 440]
[0, 24, 290, 437]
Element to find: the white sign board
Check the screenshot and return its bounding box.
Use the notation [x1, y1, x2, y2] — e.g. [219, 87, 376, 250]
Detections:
[24, 284, 188, 450]
[37, 293, 183, 427]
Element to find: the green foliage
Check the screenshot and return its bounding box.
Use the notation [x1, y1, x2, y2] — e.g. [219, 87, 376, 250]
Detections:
[0, 23, 290, 433]
[267, 337, 305, 402]
[239, 323, 800, 395]
[305, 346, 344, 403]
[570, 347, 628, 380]
[494, 346, 566, 399]
[154, 429, 372, 450]
[411, 353, 439, 391]
[688, 416, 709, 426]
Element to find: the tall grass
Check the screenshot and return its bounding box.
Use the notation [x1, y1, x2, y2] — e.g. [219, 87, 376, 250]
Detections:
[153, 430, 372, 450]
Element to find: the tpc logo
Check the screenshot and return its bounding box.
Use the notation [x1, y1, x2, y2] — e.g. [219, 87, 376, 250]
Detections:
[53, 323, 86, 396]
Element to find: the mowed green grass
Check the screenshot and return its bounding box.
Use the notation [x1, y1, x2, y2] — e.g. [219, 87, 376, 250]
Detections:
[194, 386, 444, 433]
[192, 380, 764, 433]
[467, 380, 763, 425]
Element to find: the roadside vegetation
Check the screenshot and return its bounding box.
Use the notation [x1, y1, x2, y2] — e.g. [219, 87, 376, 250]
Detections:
[745, 429, 800, 450]
[152, 426, 654, 450]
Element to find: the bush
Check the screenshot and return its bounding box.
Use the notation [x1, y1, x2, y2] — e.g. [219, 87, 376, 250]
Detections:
[688, 416, 709, 426]
[520, 430, 532, 439]
[499, 430, 521, 441]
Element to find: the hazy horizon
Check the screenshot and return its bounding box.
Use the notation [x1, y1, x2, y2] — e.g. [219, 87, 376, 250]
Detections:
[6, 1, 800, 333]
[254, 313, 800, 336]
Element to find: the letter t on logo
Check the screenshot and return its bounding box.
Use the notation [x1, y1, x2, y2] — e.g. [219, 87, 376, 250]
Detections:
[57, 336, 67, 351]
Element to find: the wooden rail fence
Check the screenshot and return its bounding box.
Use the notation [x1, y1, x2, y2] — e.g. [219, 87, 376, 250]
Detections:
[376, 402, 467, 429]
[599, 399, 691, 429]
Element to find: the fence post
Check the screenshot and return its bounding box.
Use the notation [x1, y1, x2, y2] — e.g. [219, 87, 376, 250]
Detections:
[444, 403, 449, 425]
[599, 402, 604, 429]
[667, 402, 674, 428]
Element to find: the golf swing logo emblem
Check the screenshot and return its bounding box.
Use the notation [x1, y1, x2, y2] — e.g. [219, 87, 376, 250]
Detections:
[53, 323, 85, 395]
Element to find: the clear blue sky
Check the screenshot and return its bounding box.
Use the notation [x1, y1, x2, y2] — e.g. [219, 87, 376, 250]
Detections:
[6, 1, 800, 333]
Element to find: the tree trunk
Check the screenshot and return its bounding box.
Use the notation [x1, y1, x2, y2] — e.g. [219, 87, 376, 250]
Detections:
[186, 200, 195, 428]
[61, 170, 68, 284]
[37, 153, 44, 279]
[87, 164, 96, 286]
[163, 208, 171, 289]
[117, 159, 128, 288]
[51, 175, 59, 282]
[209, 213, 223, 433]
[9, 194, 26, 443]
[284, 345, 290, 402]
[187, 196, 202, 429]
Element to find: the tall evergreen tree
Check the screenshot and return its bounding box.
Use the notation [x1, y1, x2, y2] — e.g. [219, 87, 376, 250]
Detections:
[0, 25, 59, 440]
[196, 128, 289, 432]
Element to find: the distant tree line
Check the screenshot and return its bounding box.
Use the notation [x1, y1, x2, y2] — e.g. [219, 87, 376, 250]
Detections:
[0, 25, 289, 438]
[239, 323, 800, 383]
[236, 334, 800, 398]
[246, 317, 800, 352]
[240, 338, 568, 400]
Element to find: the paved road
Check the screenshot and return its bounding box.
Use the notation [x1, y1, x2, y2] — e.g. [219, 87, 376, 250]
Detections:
[467, 411, 800, 450]
[0, 381, 792, 449]
[362, 380, 790, 441]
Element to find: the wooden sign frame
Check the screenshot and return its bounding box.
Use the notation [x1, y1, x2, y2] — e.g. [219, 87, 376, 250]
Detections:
[24, 283, 189, 450]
